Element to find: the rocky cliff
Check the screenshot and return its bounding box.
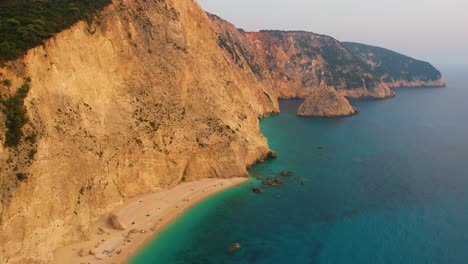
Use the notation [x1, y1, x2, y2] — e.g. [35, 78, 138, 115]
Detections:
[207, 14, 279, 100]
[0, 1, 446, 262]
[245, 31, 394, 99]
[208, 15, 394, 100]
[343, 42, 446, 88]
[0, 0, 278, 263]
[297, 84, 358, 117]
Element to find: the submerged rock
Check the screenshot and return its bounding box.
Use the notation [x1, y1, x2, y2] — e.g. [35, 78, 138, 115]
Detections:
[297, 84, 358, 117]
[229, 243, 241, 253]
[262, 177, 285, 187]
[267, 151, 278, 158]
[252, 188, 262, 193]
[274, 179, 285, 184]
[280, 171, 293, 176]
[262, 179, 274, 186]
[272, 179, 285, 186]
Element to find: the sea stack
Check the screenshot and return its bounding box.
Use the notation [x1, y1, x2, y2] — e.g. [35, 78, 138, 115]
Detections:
[297, 84, 358, 117]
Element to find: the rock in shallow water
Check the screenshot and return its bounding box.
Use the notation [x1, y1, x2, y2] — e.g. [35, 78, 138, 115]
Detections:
[229, 243, 241, 253]
[252, 187, 262, 193]
[297, 84, 358, 117]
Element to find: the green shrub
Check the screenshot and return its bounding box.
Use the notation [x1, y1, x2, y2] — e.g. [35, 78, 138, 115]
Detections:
[25, 132, 37, 144]
[16, 172, 27, 181]
[0, 83, 29, 147]
[28, 148, 37, 159]
[2, 79, 11, 87]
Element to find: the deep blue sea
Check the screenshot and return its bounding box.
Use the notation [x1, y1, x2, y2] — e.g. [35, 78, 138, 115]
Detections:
[130, 66, 468, 264]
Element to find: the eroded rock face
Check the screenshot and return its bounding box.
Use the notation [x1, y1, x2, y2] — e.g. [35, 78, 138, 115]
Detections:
[0, 0, 278, 262]
[297, 85, 358, 117]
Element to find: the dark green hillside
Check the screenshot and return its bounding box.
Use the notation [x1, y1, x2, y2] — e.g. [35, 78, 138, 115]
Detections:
[0, 0, 112, 61]
[343, 42, 442, 83]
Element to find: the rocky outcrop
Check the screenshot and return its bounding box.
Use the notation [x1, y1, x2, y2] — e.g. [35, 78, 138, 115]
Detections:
[297, 85, 358, 117]
[0, 0, 278, 263]
[108, 213, 126, 230]
[343, 42, 446, 88]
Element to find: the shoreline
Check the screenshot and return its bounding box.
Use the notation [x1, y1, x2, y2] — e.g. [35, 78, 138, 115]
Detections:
[53, 177, 248, 264]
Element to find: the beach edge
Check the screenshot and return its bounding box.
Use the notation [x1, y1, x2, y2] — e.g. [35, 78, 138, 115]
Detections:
[53, 177, 248, 264]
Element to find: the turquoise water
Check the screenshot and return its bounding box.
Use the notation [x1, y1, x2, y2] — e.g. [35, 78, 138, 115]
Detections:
[130, 66, 468, 264]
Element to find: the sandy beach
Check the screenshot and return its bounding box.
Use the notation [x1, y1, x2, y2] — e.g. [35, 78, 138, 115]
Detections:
[53, 177, 248, 264]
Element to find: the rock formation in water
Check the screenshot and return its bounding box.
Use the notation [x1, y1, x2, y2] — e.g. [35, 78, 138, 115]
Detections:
[343, 42, 446, 88]
[0, 1, 445, 263]
[297, 84, 358, 117]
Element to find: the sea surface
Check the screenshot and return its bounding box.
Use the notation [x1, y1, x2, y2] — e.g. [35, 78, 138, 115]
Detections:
[130, 66, 468, 264]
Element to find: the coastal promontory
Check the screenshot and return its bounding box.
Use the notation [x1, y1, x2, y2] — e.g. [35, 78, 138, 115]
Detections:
[343, 42, 446, 88]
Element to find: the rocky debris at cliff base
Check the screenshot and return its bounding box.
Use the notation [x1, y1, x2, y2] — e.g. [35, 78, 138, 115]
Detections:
[262, 177, 285, 187]
[297, 84, 358, 117]
[272, 179, 285, 186]
[252, 187, 262, 193]
[262, 179, 274, 186]
[267, 151, 278, 158]
[108, 213, 126, 230]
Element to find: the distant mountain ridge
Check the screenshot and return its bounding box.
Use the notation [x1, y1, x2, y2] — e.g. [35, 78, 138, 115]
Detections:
[343, 42, 446, 88]
[209, 13, 445, 97]
[209, 13, 394, 100]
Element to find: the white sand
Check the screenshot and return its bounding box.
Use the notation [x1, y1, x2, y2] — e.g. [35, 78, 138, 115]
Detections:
[53, 177, 247, 264]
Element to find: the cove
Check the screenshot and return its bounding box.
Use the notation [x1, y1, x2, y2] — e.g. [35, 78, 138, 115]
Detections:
[130, 65, 468, 264]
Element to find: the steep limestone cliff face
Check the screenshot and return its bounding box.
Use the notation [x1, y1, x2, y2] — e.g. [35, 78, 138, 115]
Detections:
[207, 14, 279, 106]
[297, 84, 358, 117]
[0, 0, 277, 263]
[343, 42, 446, 88]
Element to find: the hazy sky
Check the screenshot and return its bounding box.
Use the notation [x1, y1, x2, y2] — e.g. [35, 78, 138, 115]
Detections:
[199, 0, 468, 66]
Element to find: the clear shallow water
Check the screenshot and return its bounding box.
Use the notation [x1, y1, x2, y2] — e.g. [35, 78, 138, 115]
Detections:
[130, 66, 468, 264]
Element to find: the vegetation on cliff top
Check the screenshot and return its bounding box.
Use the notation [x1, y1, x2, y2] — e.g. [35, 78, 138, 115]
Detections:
[0, 0, 112, 61]
[343, 42, 442, 83]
